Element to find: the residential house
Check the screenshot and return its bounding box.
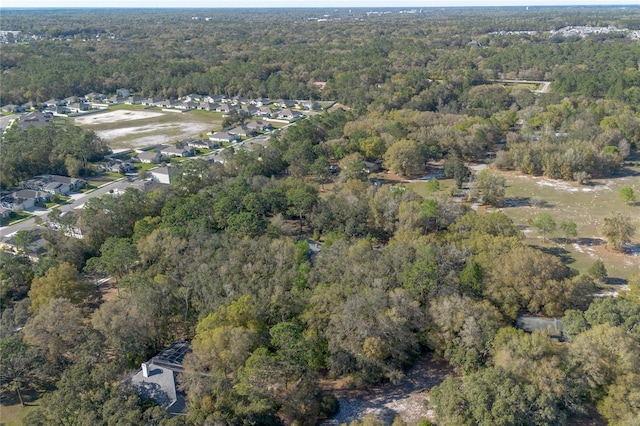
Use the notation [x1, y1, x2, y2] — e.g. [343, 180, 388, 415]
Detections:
[215, 103, 238, 114]
[227, 125, 256, 138]
[85, 92, 106, 101]
[108, 96, 127, 104]
[16, 112, 51, 130]
[273, 99, 295, 109]
[0, 207, 11, 220]
[142, 97, 162, 106]
[130, 341, 191, 415]
[149, 166, 173, 184]
[251, 98, 272, 107]
[67, 103, 90, 113]
[209, 132, 238, 143]
[42, 99, 63, 108]
[299, 100, 320, 111]
[64, 96, 79, 105]
[116, 88, 130, 98]
[155, 99, 177, 108]
[137, 151, 162, 164]
[245, 121, 273, 132]
[277, 109, 302, 121]
[184, 139, 211, 149]
[125, 96, 144, 105]
[22, 101, 37, 110]
[182, 94, 202, 102]
[20, 175, 85, 195]
[241, 105, 259, 116]
[176, 101, 197, 111]
[103, 159, 134, 174]
[231, 96, 248, 105]
[363, 161, 382, 173]
[256, 106, 276, 118]
[198, 102, 218, 111]
[160, 145, 195, 158]
[0, 189, 50, 211]
[203, 95, 224, 103]
[1, 104, 24, 113]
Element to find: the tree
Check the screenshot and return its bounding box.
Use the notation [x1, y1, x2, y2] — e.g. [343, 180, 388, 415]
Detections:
[383, 139, 426, 177]
[587, 259, 608, 283]
[85, 237, 138, 285]
[470, 169, 506, 206]
[338, 152, 367, 182]
[27, 262, 92, 313]
[560, 219, 578, 242]
[0, 336, 39, 406]
[443, 157, 470, 189]
[22, 298, 87, 369]
[530, 212, 556, 242]
[602, 214, 635, 251]
[620, 186, 636, 204]
[12, 230, 34, 257]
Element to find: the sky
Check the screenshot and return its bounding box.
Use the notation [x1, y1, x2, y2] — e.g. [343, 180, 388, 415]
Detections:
[5, 0, 640, 8]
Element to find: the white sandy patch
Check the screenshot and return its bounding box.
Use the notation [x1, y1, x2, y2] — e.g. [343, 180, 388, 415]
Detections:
[74, 110, 164, 125]
[95, 122, 212, 148]
[572, 243, 584, 253]
[536, 179, 601, 192]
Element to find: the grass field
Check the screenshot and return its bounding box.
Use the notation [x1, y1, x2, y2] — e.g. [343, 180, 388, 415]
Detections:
[493, 168, 640, 282]
[0, 388, 42, 426]
[403, 164, 640, 282]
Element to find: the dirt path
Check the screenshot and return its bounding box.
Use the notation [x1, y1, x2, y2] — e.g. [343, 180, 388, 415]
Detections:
[321, 355, 452, 425]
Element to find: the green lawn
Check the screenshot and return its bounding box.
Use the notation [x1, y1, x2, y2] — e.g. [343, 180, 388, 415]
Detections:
[0, 211, 32, 227]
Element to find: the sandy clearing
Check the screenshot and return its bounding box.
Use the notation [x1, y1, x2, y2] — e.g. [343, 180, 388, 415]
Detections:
[74, 110, 164, 125]
[95, 122, 212, 148]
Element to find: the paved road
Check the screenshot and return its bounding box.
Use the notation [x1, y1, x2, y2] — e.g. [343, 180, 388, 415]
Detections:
[0, 113, 22, 133]
[0, 177, 133, 239]
[489, 79, 552, 94]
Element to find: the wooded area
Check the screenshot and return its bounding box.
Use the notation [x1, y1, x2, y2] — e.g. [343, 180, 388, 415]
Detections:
[1, 6, 639, 426]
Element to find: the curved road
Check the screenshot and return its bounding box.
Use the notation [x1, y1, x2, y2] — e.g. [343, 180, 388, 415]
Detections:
[0, 178, 133, 239]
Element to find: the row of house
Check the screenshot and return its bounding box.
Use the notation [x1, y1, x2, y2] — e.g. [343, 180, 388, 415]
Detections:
[1, 175, 86, 213]
[2, 91, 319, 120]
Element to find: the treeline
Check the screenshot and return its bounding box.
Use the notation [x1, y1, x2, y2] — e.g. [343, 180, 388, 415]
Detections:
[0, 124, 110, 188]
[2, 8, 640, 108]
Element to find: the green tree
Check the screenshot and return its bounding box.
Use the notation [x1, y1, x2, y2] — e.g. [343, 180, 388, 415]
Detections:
[383, 139, 426, 177]
[560, 219, 578, 242]
[602, 214, 635, 251]
[443, 157, 470, 189]
[530, 212, 556, 242]
[620, 186, 636, 204]
[0, 336, 39, 406]
[471, 169, 506, 207]
[85, 237, 138, 285]
[28, 262, 92, 313]
[12, 230, 34, 257]
[22, 298, 87, 368]
[587, 259, 608, 283]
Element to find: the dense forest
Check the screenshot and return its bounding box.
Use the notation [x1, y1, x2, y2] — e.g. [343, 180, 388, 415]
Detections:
[1, 6, 640, 426]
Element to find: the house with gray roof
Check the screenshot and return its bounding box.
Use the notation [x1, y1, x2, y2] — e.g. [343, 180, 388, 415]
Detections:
[130, 341, 191, 415]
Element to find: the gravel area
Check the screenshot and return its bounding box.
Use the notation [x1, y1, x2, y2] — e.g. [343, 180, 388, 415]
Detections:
[322, 355, 451, 425]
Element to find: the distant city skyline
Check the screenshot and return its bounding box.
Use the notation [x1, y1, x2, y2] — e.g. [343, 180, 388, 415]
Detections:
[4, 0, 640, 9]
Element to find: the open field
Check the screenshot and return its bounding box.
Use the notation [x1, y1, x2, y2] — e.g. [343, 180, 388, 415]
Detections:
[73, 107, 221, 149]
[402, 163, 639, 282]
[488, 168, 640, 281]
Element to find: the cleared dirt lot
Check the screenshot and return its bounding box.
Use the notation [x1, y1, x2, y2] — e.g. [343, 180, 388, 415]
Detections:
[74, 109, 165, 125]
[73, 108, 218, 149]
